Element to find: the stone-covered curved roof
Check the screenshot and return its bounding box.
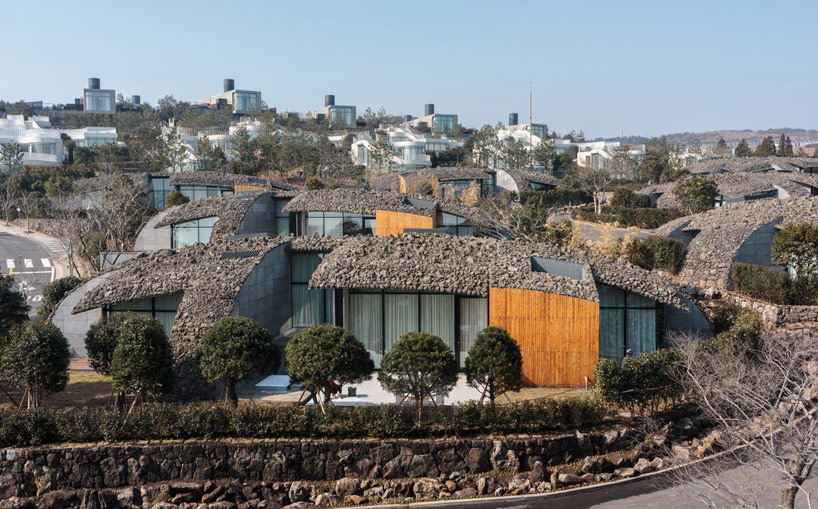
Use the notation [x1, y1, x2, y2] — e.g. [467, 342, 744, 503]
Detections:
[167, 171, 296, 191]
[405, 167, 493, 181]
[288, 234, 348, 254]
[72, 173, 146, 194]
[660, 197, 818, 288]
[502, 170, 560, 191]
[309, 233, 688, 309]
[73, 237, 287, 359]
[687, 157, 818, 175]
[155, 192, 269, 242]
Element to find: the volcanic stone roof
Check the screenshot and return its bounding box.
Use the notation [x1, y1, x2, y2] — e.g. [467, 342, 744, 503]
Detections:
[73, 236, 286, 359]
[657, 197, 818, 289]
[167, 171, 296, 191]
[72, 173, 146, 194]
[309, 233, 688, 308]
[640, 174, 780, 207]
[288, 234, 347, 254]
[687, 157, 818, 175]
[405, 167, 493, 181]
[282, 188, 494, 228]
[155, 192, 269, 242]
[502, 170, 560, 191]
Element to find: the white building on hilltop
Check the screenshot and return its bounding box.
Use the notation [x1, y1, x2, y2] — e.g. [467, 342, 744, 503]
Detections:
[575, 141, 646, 177]
[0, 115, 120, 168]
[351, 125, 462, 172]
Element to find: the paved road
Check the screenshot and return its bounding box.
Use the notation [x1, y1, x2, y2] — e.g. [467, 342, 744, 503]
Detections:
[0, 231, 56, 316]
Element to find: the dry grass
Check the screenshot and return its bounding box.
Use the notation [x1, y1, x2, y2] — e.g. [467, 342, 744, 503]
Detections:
[0, 372, 113, 410]
[501, 387, 593, 404]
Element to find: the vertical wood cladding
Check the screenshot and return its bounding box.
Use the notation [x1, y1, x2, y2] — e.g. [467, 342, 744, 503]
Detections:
[233, 185, 266, 193]
[489, 287, 599, 388]
[375, 210, 435, 236]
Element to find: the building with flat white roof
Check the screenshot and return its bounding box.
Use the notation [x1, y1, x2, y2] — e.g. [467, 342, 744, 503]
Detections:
[506, 112, 548, 139]
[196, 79, 263, 116]
[405, 104, 458, 135]
[308, 94, 356, 127]
[351, 125, 462, 172]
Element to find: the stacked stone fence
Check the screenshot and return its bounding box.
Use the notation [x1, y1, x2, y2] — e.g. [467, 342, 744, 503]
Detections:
[0, 428, 636, 500]
[723, 291, 818, 327]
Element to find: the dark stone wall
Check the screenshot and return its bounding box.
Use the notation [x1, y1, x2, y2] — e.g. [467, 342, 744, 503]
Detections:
[0, 428, 634, 499]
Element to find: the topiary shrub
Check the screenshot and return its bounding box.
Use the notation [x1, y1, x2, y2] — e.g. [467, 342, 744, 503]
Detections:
[85, 316, 121, 375]
[378, 332, 458, 424]
[164, 190, 189, 208]
[196, 316, 280, 406]
[109, 313, 174, 413]
[465, 326, 523, 404]
[593, 348, 683, 416]
[38, 276, 82, 320]
[285, 325, 373, 413]
[2, 321, 70, 408]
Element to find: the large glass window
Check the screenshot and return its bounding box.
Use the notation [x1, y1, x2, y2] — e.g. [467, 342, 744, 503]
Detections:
[179, 186, 232, 201]
[85, 90, 113, 113]
[171, 217, 216, 248]
[150, 177, 172, 209]
[304, 212, 375, 237]
[438, 212, 473, 237]
[348, 291, 480, 367]
[329, 106, 355, 127]
[234, 91, 259, 113]
[21, 142, 57, 155]
[433, 115, 456, 135]
[459, 297, 488, 368]
[274, 199, 291, 236]
[291, 254, 334, 327]
[108, 293, 182, 338]
[598, 284, 657, 361]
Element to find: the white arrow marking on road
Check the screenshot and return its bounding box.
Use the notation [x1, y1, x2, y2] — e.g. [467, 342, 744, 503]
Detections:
[41, 258, 51, 268]
[23, 259, 33, 268]
[5, 259, 14, 269]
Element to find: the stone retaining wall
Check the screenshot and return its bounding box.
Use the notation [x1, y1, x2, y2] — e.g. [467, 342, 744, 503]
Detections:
[723, 291, 818, 327]
[0, 429, 635, 499]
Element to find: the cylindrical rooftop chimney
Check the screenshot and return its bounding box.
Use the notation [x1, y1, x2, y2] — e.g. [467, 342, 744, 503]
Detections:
[325, 94, 335, 107]
[132, 95, 141, 105]
[425, 103, 435, 116]
[509, 113, 519, 126]
[224, 78, 235, 92]
[88, 77, 100, 90]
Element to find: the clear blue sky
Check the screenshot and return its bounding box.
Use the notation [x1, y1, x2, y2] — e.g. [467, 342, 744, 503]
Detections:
[3, 0, 816, 138]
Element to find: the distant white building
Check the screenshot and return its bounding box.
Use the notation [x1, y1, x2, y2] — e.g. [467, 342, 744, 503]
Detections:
[308, 94, 356, 127]
[404, 104, 458, 135]
[195, 78, 263, 116]
[575, 141, 646, 177]
[170, 118, 270, 172]
[351, 125, 462, 172]
[0, 115, 119, 168]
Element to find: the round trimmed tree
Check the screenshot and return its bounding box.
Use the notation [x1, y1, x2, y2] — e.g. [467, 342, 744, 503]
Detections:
[38, 276, 82, 320]
[378, 332, 458, 423]
[196, 316, 280, 406]
[0, 275, 29, 337]
[85, 314, 128, 375]
[465, 326, 523, 404]
[2, 321, 69, 408]
[109, 312, 174, 413]
[285, 324, 373, 413]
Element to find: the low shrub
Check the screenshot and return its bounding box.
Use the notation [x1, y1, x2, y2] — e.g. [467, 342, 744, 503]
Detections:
[699, 308, 762, 358]
[593, 349, 683, 415]
[731, 263, 818, 305]
[38, 276, 82, 320]
[0, 398, 608, 447]
[623, 235, 684, 274]
[520, 188, 592, 208]
[571, 206, 687, 229]
[709, 302, 743, 335]
[609, 188, 652, 209]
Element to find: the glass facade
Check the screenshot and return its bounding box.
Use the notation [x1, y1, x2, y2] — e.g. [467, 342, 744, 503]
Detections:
[274, 199, 291, 236]
[179, 185, 233, 201]
[234, 91, 259, 113]
[171, 217, 216, 248]
[305, 211, 375, 237]
[291, 254, 334, 327]
[108, 293, 182, 338]
[150, 177, 172, 209]
[329, 106, 355, 127]
[433, 115, 457, 134]
[531, 125, 547, 139]
[21, 142, 57, 155]
[348, 291, 486, 368]
[438, 212, 473, 237]
[598, 284, 658, 361]
[84, 90, 114, 113]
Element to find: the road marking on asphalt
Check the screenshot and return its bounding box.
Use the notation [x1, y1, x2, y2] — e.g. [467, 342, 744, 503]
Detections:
[23, 259, 33, 268]
[12, 270, 53, 275]
[5, 259, 14, 269]
[41, 258, 51, 268]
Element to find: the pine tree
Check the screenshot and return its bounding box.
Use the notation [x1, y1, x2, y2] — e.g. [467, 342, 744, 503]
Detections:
[753, 136, 776, 157]
[779, 134, 787, 155]
[716, 138, 727, 149]
[783, 136, 794, 156]
[735, 139, 752, 157]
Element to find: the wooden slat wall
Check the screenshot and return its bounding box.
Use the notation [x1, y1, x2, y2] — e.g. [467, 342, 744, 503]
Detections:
[234, 185, 265, 193]
[375, 210, 435, 236]
[489, 287, 599, 388]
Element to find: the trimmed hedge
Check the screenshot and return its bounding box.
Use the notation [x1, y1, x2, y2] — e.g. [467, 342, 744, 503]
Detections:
[0, 399, 607, 447]
[609, 188, 652, 209]
[593, 349, 683, 415]
[731, 263, 817, 305]
[623, 235, 684, 274]
[571, 206, 687, 229]
[519, 189, 592, 208]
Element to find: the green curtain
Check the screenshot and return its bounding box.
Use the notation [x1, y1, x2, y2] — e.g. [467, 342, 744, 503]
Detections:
[384, 294, 418, 354]
[459, 297, 487, 368]
[351, 293, 383, 368]
[421, 294, 455, 353]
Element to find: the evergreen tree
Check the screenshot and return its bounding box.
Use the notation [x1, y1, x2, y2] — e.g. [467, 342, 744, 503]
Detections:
[779, 134, 787, 155]
[2, 321, 70, 408]
[716, 137, 727, 149]
[783, 136, 794, 156]
[0, 275, 29, 337]
[735, 139, 752, 157]
[754, 136, 777, 157]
